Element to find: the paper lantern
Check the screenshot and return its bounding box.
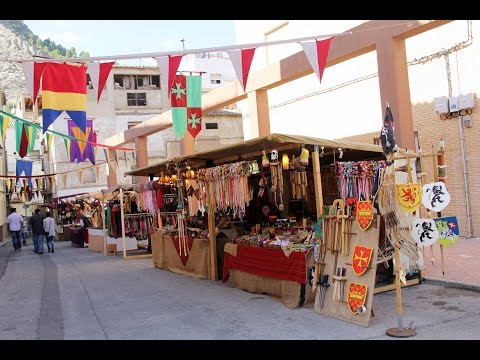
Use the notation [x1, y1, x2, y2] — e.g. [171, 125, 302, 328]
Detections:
[282, 153, 290, 170]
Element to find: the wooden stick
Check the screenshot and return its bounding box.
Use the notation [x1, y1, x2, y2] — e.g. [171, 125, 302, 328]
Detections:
[433, 149, 445, 275]
[394, 244, 404, 329]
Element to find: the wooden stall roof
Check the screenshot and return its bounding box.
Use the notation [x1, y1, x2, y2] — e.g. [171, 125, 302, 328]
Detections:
[101, 185, 134, 194]
[126, 133, 385, 177]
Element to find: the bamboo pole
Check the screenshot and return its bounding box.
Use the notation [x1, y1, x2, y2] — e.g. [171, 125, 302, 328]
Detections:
[120, 187, 126, 259]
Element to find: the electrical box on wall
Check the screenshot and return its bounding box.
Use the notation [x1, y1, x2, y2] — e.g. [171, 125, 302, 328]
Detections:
[458, 92, 474, 110]
[449, 96, 459, 112]
[434, 96, 449, 113]
[463, 115, 472, 128]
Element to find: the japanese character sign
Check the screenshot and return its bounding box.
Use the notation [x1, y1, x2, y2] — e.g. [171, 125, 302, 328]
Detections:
[411, 218, 439, 246]
[435, 216, 460, 247]
[422, 182, 451, 212]
[396, 183, 422, 212]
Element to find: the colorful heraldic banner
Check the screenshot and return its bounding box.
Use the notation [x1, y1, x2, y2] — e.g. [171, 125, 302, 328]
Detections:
[170, 75, 202, 139]
[347, 282, 368, 314]
[396, 183, 422, 212]
[16, 159, 33, 188]
[68, 120, 96, 164]
[41, 63, 87, 133]
[435, 216, 460, 247]
[411, 218, 439, 247]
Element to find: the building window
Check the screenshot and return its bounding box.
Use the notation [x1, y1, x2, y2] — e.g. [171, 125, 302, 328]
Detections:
[128, 121, 142, 129]
[114, 75, 124, 88]
[205, 122, 218, 130]
[127, 93, 147, 106]
[150, 75, 160, 88]
[86, 74, 94, 89]
[210, 73, 221, 85]
[24, 98, 33, 112]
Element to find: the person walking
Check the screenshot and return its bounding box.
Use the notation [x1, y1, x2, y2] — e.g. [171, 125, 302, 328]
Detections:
[6, 208, 23, 252]
[30, 209, 45, 254]
[43, 212, 56, 253]
[22, 216, 28, 246]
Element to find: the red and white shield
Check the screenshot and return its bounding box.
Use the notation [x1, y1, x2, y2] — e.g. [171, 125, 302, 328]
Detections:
[356, 201, 374, 230]
[347, 282, 368, 314]
[352, 244, 373, 276]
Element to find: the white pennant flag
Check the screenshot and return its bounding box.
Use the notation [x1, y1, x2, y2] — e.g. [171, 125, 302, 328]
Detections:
[300, 37, 333, 84]
[156, 55, 184, 98]
[87, 62, 115, 103]
[21, 62, 47, 105]
[226, 48, 256, 91]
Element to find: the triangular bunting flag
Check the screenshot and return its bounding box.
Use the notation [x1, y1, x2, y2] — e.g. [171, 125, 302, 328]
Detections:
[41, 63, 87, 133]
[64, 138, 71, 159]
[0, 115, 9, 144]
[18, 124, 29, 158]
[156, 55, 184, 98]
[226, 47, 256, 91]
[27, 124, 38, 153]
[45, 132, 53, 152]
[87, 61, 115, 103]
[21, 62, 47, 105]
[70, 125, 91, 156]
[300, 37, 333, 84]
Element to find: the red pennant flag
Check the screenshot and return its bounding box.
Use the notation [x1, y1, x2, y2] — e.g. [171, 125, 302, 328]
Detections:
[156, 55, 184, 97]
[187, 108, 202, 138]
[226, 48, 256, 91]
[18, 124, 29, 158]
[87, 61, 115, 102]
[300, 37, 333, 84]
[21, 62, 47, 105]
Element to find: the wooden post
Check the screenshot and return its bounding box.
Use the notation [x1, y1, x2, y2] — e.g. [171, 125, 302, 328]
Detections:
[208, 205, 217, 281]
[312, 145, 324, 216]
[393, 244, 403, 329]
[120, 187, 126, 259]
[102, 192, 107, 256]
[433, 148, 445, 275]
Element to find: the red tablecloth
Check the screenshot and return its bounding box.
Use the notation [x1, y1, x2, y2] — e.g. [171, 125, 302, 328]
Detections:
[223, 245, 308, 284]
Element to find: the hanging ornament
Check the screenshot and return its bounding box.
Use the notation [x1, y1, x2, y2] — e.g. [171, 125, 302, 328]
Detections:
[270, 149, 279, 165]
[261, 150, 270, 168]
[300, 146, 309, 166]
[282, 153, 290, 170]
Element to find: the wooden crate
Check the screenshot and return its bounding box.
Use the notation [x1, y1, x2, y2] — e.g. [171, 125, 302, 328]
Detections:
[107, 244, 117, 256]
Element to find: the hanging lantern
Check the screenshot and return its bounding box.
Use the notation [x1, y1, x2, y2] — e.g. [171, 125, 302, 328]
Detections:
[171, 174, 177, 182]
[300, 146, 309, 166]
[282, 153, 290, 170]
[189, 169, 195, 179]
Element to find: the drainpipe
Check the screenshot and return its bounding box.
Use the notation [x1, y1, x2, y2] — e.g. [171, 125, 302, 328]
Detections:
[458, 116, 473, 237]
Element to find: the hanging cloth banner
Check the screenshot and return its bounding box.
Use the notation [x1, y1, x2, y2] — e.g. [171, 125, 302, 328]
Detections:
[171, 75, 202, 139]
[156, 55, 184, 98]
[87, 61, 115, 102]
[15, 122, 29, 158]
[0, 115, 9, 143]
[380, 103, 396, 157]
[300, 37, 333, 85]
[435, 216, 460, 247]
[68, 119, 96, 164]
[41, 62, 87, 133]
[226, 47, 256, 91]
[16, 159, 33, 188]
[21, 62, 47, 105]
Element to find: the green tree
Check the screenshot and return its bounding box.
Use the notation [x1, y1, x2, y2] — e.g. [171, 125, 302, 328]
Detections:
[49, 49, 63, 58]
[66, 47, 77, 58]
[35, 38, 43, 48]
[79, 51, 90, 58]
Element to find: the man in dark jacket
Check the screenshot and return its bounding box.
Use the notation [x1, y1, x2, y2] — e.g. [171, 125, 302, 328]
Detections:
[29, 209, 45, 254]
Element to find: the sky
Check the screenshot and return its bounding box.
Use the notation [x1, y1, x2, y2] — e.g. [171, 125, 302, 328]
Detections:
[24, 20, 236, 66]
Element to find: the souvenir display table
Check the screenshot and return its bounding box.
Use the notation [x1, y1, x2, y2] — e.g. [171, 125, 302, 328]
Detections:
[151, 231, 210, 280]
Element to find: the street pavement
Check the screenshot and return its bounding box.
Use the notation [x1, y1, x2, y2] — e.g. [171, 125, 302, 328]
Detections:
[1, 239, 480, 340]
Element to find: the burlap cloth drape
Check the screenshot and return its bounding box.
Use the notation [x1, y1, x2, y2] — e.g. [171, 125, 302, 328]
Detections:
[224, 244, 315, 309]
[151, 231, 210, 279]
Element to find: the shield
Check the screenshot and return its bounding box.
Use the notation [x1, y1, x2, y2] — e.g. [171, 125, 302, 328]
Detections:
[396, 183, 422, 212]
[422, 182, 451, 212]
[356, 200, 374, 230]
[411, 218, 439, 246]
[435, 216, 460, 247]
[352, 245, 373, 276]
[347, 282, 368, 314]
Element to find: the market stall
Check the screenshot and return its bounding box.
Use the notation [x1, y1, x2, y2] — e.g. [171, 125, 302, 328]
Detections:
[126, 134, 420, 318]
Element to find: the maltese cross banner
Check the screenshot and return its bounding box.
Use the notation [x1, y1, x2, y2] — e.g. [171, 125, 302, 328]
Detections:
[170, 75, 202, 139]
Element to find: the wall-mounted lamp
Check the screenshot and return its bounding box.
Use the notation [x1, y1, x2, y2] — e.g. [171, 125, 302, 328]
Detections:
[439, 138, 445, 152]
[282, 153, 290, 170]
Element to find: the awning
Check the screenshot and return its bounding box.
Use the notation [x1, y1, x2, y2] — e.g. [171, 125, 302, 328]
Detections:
[126, 133, 385, 177]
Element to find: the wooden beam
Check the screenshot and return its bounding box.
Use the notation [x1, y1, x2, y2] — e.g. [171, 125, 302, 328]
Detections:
[105, 20, 453, 147]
